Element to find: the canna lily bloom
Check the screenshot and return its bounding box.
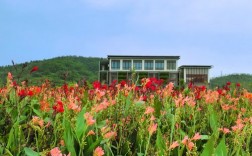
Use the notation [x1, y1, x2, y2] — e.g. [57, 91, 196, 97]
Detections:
[53, 101, 64, 113]
[50, 147, 61, 156]
[219, 127, 231, 134]
[93, 146, 105, 156]
[18, 89, 27, 97]
[187, 141, 195, 151]
[40, 100, 50, 112]
[30, 66, 38, 73]
[169, 141, 179, 150]
[87, 130, 96, 136]
[93, 81, 101, 89]
[192, 133, 201, 141]
[50, 147, 70, 156]
[148, 123, 157, 135]
[32, 116, 44, 127]
[144, 106, 155, 115]
[84, 112, 96, 126]
[226, 81, 231, 86]
[181, 136, 189, 145]
[104, 131, 117, 139]
[181, 135, 195, 151]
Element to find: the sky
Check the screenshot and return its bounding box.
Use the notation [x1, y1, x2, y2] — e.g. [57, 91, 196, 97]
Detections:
[1, 0, 252, 77]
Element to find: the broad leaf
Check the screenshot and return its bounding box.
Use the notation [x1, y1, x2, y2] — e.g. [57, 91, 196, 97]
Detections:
[200, 134, 215, 156]
[24, 147, 39, 156]
[75, 107, 86, 141]
[215, 136, 228, 156]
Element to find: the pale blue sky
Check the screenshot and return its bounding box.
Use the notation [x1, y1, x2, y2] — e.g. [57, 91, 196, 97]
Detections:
[1, 0, 252, 77]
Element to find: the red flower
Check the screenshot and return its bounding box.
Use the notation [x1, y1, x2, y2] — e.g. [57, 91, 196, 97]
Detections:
[236, 83, 240, 87]
[53, 101, 64, 113]
[188, 82, 193, 89]
[135, 86, 139, 91]
[217, 89, 223, 95]
[201, 86, 206, 91]
[226, 82, 231, 86]
[93, 81, 101, 89]
[142, 95, 147, 101]
[30, 66, 38, 73]
[27, 90, 34, 96]
[18, 89, 26, 97]
[120, 80, 127, 87]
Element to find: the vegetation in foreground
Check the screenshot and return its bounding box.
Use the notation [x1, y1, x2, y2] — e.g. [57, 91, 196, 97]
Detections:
[0, 68, 252, 156]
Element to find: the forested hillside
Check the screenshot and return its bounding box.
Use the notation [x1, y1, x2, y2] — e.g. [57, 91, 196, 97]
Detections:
[0, 56, 101, 86]
[210, 74, 252, 91]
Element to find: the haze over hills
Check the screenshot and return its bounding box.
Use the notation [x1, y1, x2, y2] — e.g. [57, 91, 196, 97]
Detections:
[0, 56, 252, 91]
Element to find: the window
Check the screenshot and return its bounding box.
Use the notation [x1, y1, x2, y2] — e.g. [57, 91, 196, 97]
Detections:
[111, 60, 120, 70]
[144, 60, 153, 70]
[123, 60, 131, 70]
[155, 60, 164, 70]
[133, 60, 142, 70]
[167, 60, 176, 70]
[185, 68, 208, 83]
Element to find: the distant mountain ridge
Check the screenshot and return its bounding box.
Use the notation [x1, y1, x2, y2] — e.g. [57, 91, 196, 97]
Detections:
[0, 56, 101, 86]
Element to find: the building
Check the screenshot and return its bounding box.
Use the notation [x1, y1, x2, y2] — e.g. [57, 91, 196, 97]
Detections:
[99, 55, 212, 86]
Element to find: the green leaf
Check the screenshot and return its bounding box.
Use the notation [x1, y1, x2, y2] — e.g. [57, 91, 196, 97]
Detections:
[154, 96, 162, 118]
[209, 109, 218, 133]
[135, 101, 145, 107]
[200, 134, 215, 156]
[85, 137, 102, 155]
[64, 120, 77, 156]
[75, 107, 86, 141]
[124, 95, 131, 116]
[24, 147, 39, 156]
[200, 135, 210, 140]
[33, 109, 43, 117]
[155, 128, 165, 156]
[96, 120, 106, 129]
[215, 136, 228, 156]
[6, 121, 19, 149]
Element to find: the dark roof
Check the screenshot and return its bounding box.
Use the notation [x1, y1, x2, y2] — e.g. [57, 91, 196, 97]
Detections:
[179, 65, 212, 68]
[107, 55, 180, 60]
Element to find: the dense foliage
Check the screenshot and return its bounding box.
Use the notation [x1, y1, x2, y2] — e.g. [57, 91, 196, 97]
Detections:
[1, 72, 252, 156]
[0, 56, 100, 86]
[210, 74, 252, 92]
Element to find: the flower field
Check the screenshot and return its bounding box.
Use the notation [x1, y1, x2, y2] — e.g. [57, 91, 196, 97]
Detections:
[1, 72, 252, 156]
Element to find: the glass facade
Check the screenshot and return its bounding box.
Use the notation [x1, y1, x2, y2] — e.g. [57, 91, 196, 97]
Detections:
[111, 60, 120, 70]
[123, 60, 132, 70]
[144, 60, 154, 70]
[185, 68, 208, 83]
[167, 60, 176, 70]
[133, 60, 142, 70]
[155, 60, 164, 70]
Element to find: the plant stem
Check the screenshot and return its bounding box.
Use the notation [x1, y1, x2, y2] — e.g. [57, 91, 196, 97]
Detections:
[144, 135, 151, 156]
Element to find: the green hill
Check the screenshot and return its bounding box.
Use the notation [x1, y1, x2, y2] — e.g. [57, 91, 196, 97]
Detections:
[0, 56, 101, 86]
[210, 74, 252, 91]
